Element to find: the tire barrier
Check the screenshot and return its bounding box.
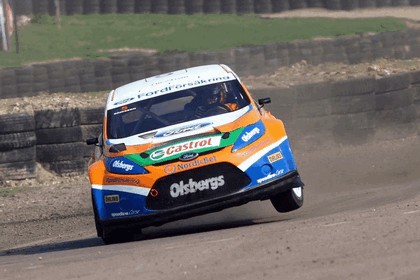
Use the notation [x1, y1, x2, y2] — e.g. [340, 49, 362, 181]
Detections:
[117, 0, 136, 14]
[236, 0, 254, 14]
[151, 0, 169, 14]
[84, 0, 101, 14]
[289, 0, 308, 10]
[307, 0, 324, 8]
[251, 72, 420, 150]
[135, 0, 152, 13]
[185, 0, 204, 14]
[203, 0, 222, 14]
[65, 0, 84, 15]
[15, 0, 420, 16]
[1, 70, 420, 179]
[100, 0, 118, 14]
[1, 29, 420, 99]
[221, 0, 236, 13]
[32, 106, 103, 176]
[14, 0, 33, 15]
[0, 109, 36, 180]
[168, 0, 186, 14]
[254, 0, 272, 13]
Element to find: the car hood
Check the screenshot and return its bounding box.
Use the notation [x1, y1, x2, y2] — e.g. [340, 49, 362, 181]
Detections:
[103, 104, 262, 159]
[106, 105, 253, 146]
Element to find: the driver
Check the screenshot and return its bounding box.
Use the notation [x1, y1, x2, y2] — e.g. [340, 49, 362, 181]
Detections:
[194, 83, 238, 118]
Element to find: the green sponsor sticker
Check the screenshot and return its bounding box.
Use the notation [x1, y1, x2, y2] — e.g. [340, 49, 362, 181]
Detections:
[126, 128, 243, 166]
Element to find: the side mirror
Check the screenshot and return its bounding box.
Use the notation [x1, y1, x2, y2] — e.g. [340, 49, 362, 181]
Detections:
[86, 137, 99, 146]
[258, 97, 271, 107]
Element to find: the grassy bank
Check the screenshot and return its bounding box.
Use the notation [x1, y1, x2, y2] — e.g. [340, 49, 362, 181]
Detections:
[0, 14, 406, 67]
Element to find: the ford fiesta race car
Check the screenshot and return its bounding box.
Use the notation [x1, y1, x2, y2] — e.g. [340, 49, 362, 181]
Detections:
[87, 64, 304, 243]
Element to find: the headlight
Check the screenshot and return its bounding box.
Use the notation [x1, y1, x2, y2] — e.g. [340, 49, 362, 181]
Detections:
[232, 121, 265, 152]
[105, 157, 148, 175]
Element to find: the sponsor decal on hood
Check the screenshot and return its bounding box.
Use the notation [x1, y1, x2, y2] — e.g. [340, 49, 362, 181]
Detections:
[125, 128, 244, 166]
[105, 157, 148, 175]
[232, 120, 265, 152]
[155, 122, 212, 138]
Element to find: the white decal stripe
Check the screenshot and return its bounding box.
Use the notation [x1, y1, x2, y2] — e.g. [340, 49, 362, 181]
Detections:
[92, 184, 150, 196]
[110, 105, 251, 146]
[238, 136, 287, 171]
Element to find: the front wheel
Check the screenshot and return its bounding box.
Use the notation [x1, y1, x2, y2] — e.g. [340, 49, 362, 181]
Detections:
[270, 187, 304, 213]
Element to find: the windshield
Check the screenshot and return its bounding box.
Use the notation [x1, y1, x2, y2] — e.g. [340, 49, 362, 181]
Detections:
[107, 80, 250, 139]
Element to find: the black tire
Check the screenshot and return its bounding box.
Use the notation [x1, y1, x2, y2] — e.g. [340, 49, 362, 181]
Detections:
[0, 131, 36, 151]
[117, 0, 135, 13]
[0, 68, 17, 99]
[307, 0, 324, 8]
[32, 0, 49, 15]
[254, 0, 272, 13]
[43, 159, 87, 176]
[81, 124, 103, 140]
[359, 0, 376, 8]
[0, 146, 35, 164]
[15, 0, 33, 15]
[185, 0, 204, 14]
[221, 0, 236, 13]
[84, 0, 101, 14]
[392, 0, 410, 6]
[79, 108, 104, 125]
[36, 142, 92, 162]
[0, 112, 35, 134]
[270, 187, 304, 213]
[15, 67, 34, 97]
[168, 0, 186, 14]
[203, 0, 221, 13]
[34, 108, 81, 129]
[0, 161, 36, 180]
[151, 0, 168, 14]
[376, 0, 392, 7]
[35, 126, 83, 144]
[289, 0, 307, 9]
[100, 0, 118, 13]
[135, 0, 152, 13]
[325, 0, 341, 10]
[66, 0, 83, 15]
[236, 0, 253, 14]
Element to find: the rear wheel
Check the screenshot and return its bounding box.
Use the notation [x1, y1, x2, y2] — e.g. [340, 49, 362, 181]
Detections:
[270, 187, 304, 213]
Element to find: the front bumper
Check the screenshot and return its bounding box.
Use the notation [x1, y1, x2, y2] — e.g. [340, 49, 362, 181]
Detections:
[100, 171, 304, 229]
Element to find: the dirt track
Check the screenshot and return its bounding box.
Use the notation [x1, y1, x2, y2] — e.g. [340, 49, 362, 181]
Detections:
[0, 134, 419, 280]
[0, 7, 420, 280]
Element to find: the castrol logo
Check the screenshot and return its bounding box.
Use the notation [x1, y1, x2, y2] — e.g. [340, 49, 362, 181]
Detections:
[150, 135, 221, 161]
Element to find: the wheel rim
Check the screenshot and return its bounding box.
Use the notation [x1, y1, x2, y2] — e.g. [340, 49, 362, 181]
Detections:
[292, 187, 302, 198]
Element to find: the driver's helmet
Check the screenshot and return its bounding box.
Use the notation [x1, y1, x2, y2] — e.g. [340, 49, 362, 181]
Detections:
[207, 83, 227, 105]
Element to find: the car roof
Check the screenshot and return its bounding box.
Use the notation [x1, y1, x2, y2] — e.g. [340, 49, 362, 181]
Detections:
[106, 64, 240, 110]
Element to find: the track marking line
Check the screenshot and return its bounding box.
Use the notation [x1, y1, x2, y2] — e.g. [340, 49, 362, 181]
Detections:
[323, 221, 349, 227]
[403, 210, 420, 215]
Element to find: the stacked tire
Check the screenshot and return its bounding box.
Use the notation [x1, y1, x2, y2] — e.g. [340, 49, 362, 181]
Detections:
[34, 107, 86, 176]
[0, 109, 36, 180]
[33, 105, 103, 176]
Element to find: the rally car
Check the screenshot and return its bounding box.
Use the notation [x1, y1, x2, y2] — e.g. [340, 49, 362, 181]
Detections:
[87, 64, 304, 244]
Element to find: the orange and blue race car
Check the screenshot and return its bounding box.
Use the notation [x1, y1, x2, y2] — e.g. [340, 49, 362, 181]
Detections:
[87, 64, 304, 244]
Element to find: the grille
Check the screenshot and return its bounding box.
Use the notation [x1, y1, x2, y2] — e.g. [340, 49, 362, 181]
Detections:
[146, 163, 250, 210]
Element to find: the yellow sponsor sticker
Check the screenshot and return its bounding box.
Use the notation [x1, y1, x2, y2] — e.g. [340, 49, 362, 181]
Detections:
[104, 194, 120, 204]
[268, 152, 283, 163]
